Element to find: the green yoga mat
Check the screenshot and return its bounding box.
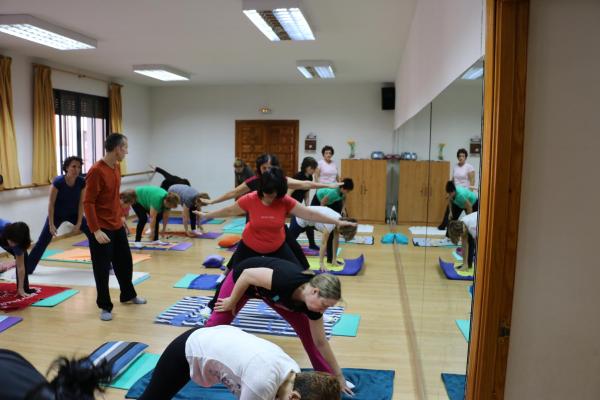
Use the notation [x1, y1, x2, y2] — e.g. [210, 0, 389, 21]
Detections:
[205, 219, 225, 225]
[455, 319, 470, 342]
[109, 353, 160, 390]
[332, 314, 361, 337]
[32, 289, 79, 307]
[173, 273, 197, 288]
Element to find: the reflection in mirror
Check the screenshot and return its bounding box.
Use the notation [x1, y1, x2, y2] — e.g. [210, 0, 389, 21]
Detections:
[392, 57, 484, 398]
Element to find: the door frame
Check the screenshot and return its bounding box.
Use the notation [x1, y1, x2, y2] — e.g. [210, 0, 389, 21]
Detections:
[467, 0, 529, 398]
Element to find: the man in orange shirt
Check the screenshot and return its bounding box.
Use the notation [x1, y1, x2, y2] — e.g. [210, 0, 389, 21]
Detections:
[83, 133, 146, 321]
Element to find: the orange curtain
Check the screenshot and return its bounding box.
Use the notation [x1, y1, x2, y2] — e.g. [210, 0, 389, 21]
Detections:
[0, 55, 21, 188]
[109, 83, 126, 174]
[32, 64, 57, 184]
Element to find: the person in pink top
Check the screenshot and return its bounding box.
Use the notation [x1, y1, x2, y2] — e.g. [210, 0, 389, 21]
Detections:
[313, 145, 339, 184]
[197, 167, 355, 268]
[439, 148, 477, 230]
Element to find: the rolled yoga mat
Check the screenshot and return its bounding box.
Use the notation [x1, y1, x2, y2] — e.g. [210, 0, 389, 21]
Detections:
[439, 258, 474, 281]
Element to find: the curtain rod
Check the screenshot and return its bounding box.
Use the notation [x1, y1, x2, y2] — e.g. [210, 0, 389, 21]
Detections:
[33, 63, 112, 84]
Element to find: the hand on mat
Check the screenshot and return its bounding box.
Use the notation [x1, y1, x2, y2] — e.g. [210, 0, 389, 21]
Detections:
[214, 297, 238, 315]
[17, 289, 34, 298]
[337, 375, 354, 396]
[49, 224, 58, 236]
[319, 261, 329, 272]
[94, 230, 110, 244]
[72, 222, 81, 234]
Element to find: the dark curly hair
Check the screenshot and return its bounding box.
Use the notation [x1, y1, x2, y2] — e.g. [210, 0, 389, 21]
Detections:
[321, 145, 334, 156]
[26, 356, 112, 400]
[255, 154, 280, 176]
[2, 221, 32, 251]
[62, 156, 83, 174]
[300, 157, 318, 174]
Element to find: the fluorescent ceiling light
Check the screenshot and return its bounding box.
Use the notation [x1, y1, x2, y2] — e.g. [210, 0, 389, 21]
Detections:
[461, 66, 484, 80]
[133, 65, 190, 82]
[0, 14, 96, 50]
[243, 0, 315, 41]
[296, 61, 335, 79]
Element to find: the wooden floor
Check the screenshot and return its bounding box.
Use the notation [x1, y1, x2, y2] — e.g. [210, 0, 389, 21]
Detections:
[1, 221, 471, 399]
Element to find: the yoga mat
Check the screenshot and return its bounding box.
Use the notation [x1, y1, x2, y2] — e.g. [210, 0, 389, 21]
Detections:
[441, 373, 466, 400]
[455, 319, 470, 342]
[0, 315, 23, 332]
[0, 266, 150, 288]
[332, 314, 361, 337]
[155, 296, 344, 338]
[173, 274, 219, 290]
[109, 353, 161, 390]
[298, 232, 374, 245]
[42, 248, 151, 265]
[73, 240, 192, 251]
[453, 250, 463, 261]
[469, 285, 474, 297]
[160, 217, 224, 225]
[413, 237, 457, 247]
[439, 258, 474, 281]
[357, 224, 374, 233]
[409, 226, 447, 236]
[307, 254, 365, 276]
[126, 367, 394, 400]
[32, 289, 79, 307]
[222, 217, 246, 234]
[0, 283, 69, 311]
[166, 231, 222, 240]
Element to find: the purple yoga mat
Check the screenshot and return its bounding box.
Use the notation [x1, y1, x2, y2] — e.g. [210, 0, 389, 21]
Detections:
[0, 316, 23, 332]
[301, 245, 320, 256]
[316, 254, 365, 276]
[194, 232, 222, 239]
[439, 257, 474, 281]
[73, 240, 192, 251]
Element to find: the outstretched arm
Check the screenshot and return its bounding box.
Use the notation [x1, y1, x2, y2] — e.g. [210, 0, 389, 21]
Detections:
[309, 319, 353, 395]
[214, 268, 273, 313]
[203, 182, 250, 205]
[194, 202, 245, 219]
[290, 203, 355, 228]
[287, 177, 342, 190]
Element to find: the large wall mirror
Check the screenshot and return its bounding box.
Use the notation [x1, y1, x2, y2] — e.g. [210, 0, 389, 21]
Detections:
[393, 57, 484, 398]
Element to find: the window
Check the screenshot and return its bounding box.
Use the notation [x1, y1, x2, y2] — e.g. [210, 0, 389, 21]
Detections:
[54, 89, 108, 174]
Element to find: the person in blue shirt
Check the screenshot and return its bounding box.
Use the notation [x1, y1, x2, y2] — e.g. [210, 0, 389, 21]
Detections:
[27, 156, 90, 274]
[0, 219, 34, 297]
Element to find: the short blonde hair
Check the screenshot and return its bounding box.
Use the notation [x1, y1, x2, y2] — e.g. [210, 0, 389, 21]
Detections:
[293, 371, 341, 400]
[164, 192, 180, 209]
[309, 273, 341, 301]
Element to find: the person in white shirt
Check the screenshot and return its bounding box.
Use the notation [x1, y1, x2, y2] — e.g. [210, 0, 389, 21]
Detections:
[448, 211, 478, 270]
[288, 206, 357, 271]
[137, 325, 341, 400]
[439, 148, 477, 230]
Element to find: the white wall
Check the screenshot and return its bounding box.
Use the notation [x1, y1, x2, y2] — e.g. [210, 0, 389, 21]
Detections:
[148, 83, 394, 206]
[505, 1, 600, 399]
[394, 77, 483, 181]
[394, 0, 484, 128]
[0, 51, 152, 239]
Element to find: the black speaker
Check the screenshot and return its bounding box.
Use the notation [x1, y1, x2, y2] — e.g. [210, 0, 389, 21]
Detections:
[381, 87, 395, 110]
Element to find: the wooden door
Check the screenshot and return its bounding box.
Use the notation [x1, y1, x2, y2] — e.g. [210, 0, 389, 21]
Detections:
[235, 120, 298, 176]
[397, 161, 429, 223]
[426, 161, 450, 224]
[361, 160, 388, 222]
[340, 159, 364, 219]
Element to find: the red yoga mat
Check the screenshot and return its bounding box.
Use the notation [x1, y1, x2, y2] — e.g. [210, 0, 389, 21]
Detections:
[0, 283, 69, 312]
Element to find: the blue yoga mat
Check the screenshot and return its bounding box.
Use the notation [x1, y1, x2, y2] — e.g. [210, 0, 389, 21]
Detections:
[439, 258, 474, 281]
[126, 368, 395, 399]
[455, 319, 470, 342]
[441, 373, 466, 400]
[173, 274, 220, 290]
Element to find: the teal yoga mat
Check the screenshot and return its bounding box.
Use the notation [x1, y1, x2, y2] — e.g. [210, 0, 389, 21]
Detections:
[332, 314, 361, 337]
[109, 353, 161, 390]
[455, 319, 470, 342]
[173, 273, 197, 288]
[32, 289, 79, 307]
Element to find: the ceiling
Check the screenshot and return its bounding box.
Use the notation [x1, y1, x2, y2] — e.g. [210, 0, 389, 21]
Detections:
[0, 0, 417, 86]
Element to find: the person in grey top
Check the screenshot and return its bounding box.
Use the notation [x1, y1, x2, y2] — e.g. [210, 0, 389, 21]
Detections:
[167, 184, 210, 237]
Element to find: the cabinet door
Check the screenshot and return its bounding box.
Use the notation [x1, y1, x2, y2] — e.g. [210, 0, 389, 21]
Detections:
[340, 159, 364, 218]
[361, 160, 388, 222]
[397, 161, 429, 223]
[426, 161, 451, 224]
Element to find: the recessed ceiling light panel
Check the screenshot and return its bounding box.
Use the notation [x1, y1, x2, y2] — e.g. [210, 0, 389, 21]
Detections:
[0, 14, 96, 50]
[133, 65, 190, 82]
[243, 0, 315, 41]
[297, 61, 335, 79]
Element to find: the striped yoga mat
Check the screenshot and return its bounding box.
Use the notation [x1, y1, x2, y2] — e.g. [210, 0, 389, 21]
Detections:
[155, 296, 343, 338]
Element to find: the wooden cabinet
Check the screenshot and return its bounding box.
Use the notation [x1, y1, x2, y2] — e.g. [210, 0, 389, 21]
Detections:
[397, 160, 450, 224]
[341, 159, 387, 222]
